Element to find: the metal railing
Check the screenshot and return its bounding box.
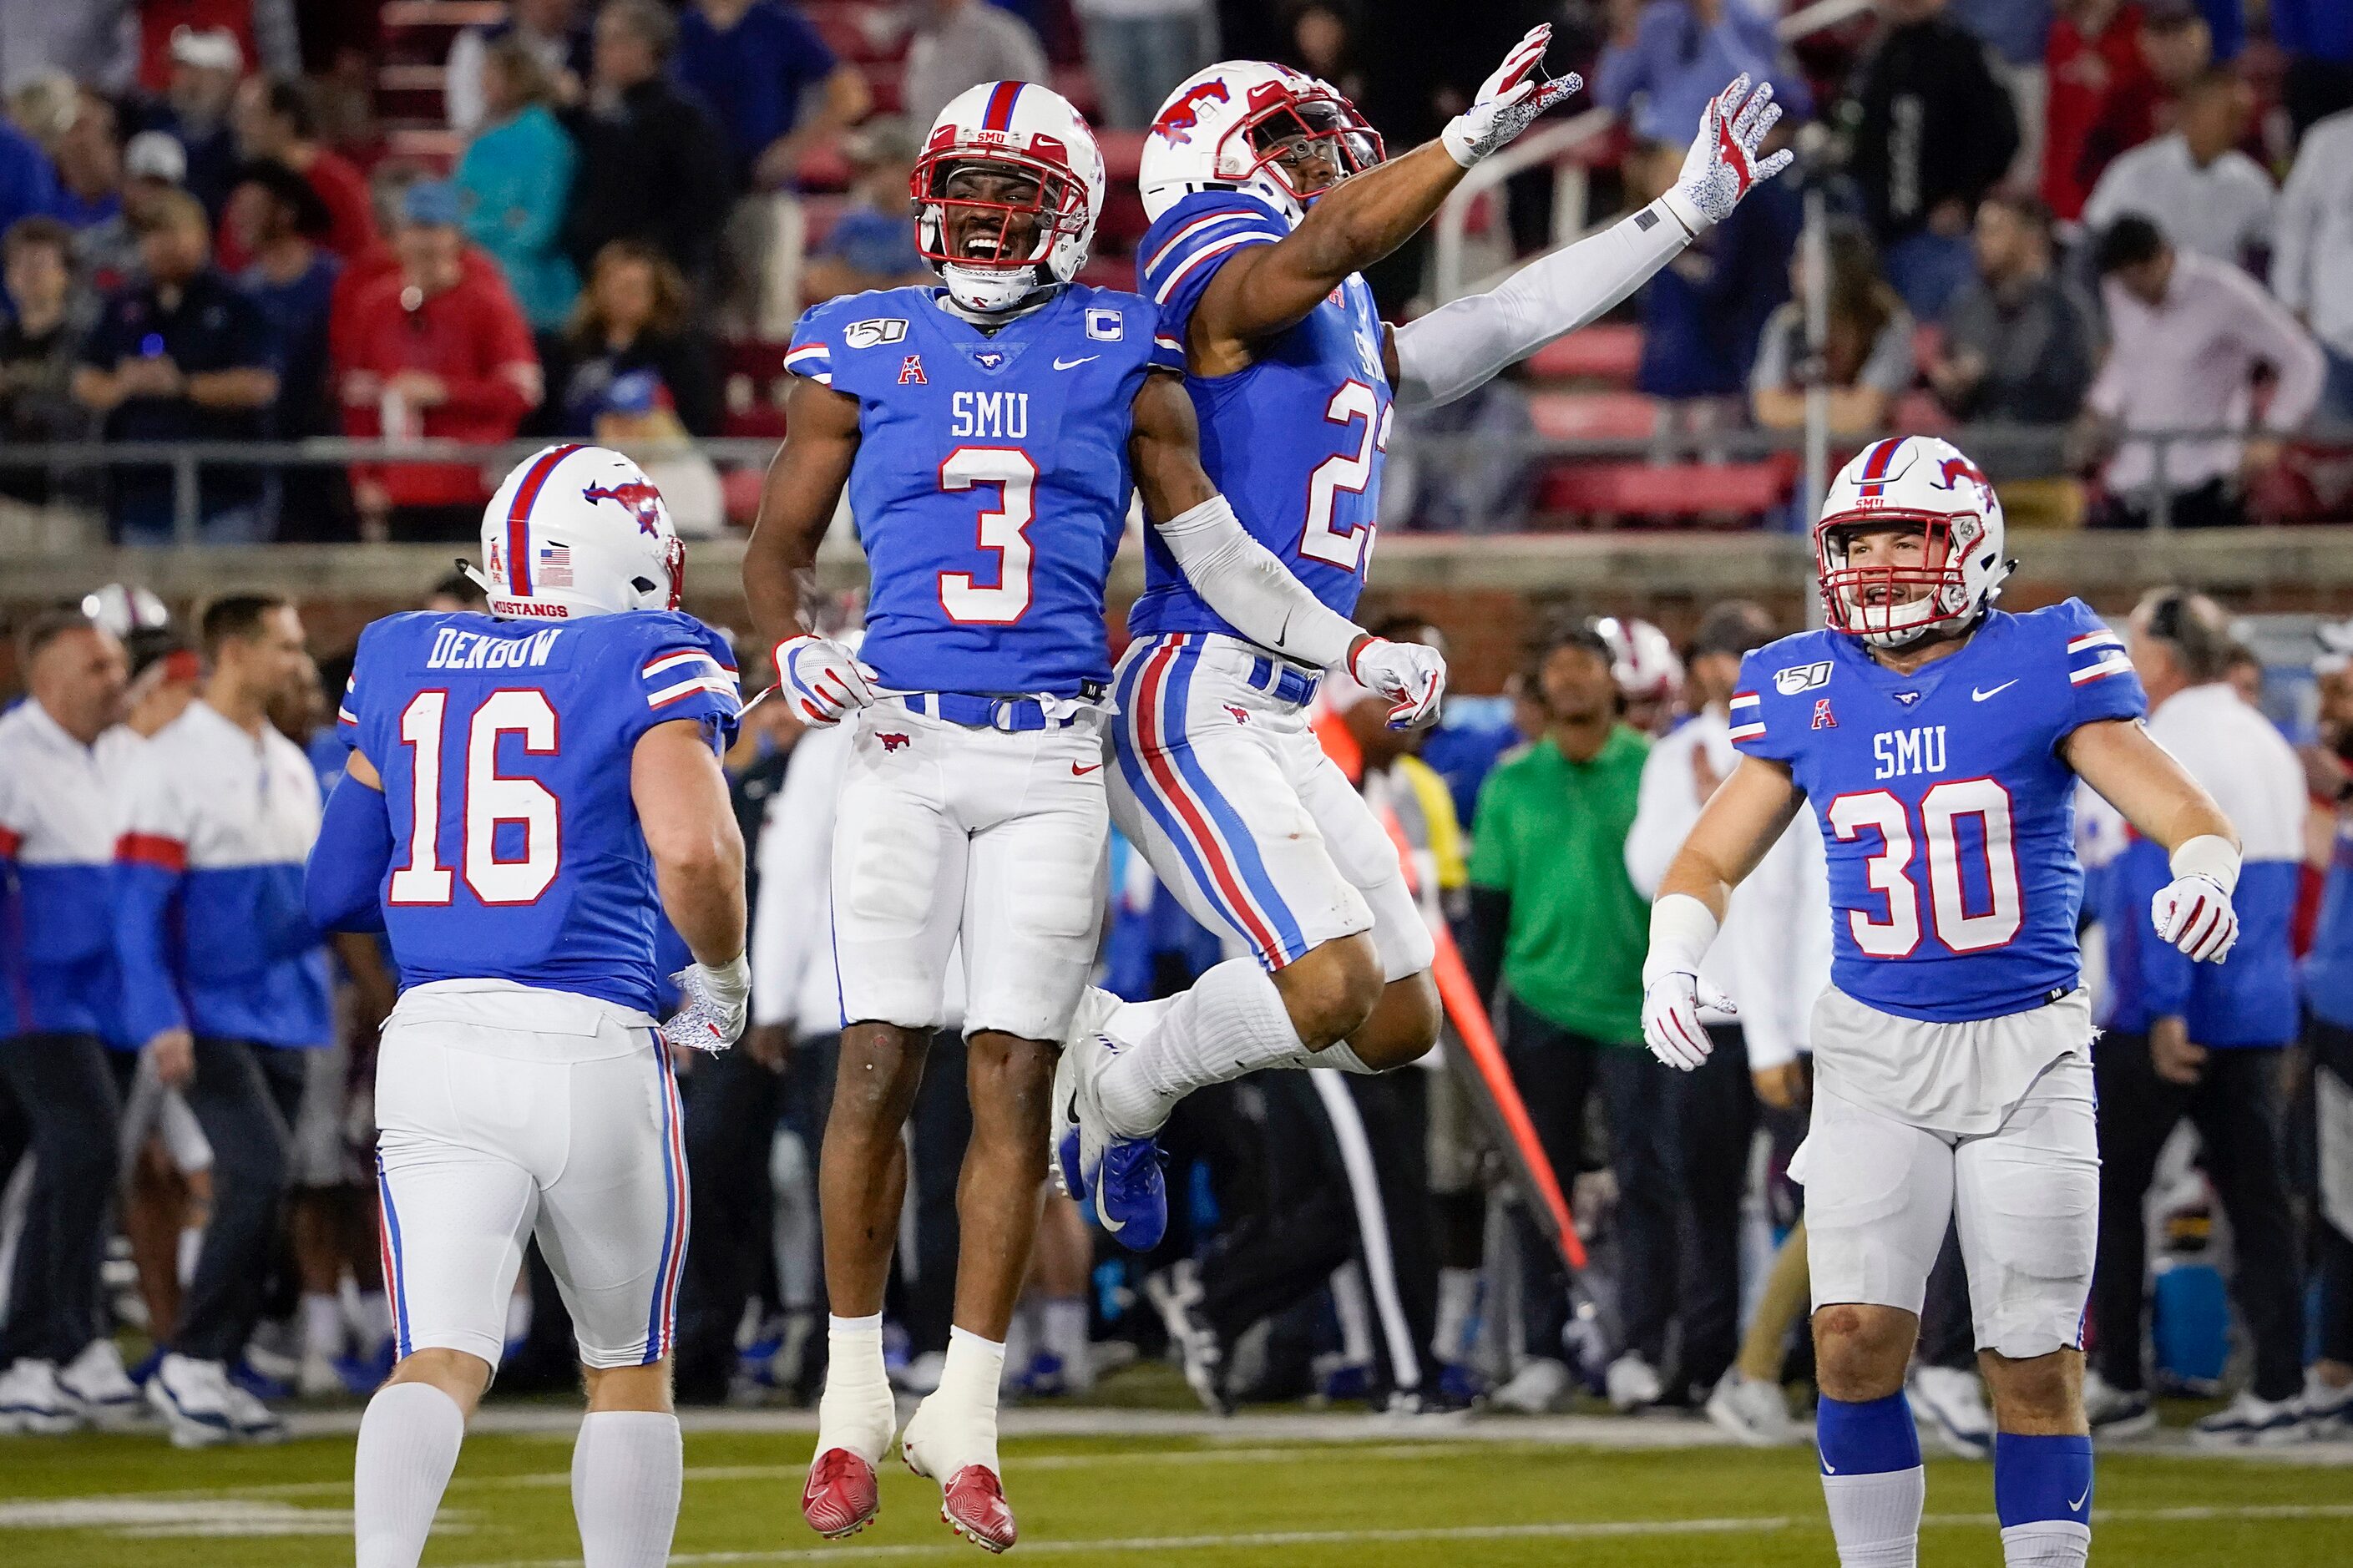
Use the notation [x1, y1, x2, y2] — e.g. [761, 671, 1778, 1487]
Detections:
[0, 425, 2343, 546]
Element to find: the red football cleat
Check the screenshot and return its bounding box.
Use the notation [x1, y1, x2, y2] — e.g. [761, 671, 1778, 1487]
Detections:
[939, 1464, 1017, 1554]
[801, 1448, 880, 1539]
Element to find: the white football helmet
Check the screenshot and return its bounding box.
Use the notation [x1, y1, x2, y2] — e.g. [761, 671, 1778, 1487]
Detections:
[1140, 60, 1384, 225]
[1595, 617, 1683, 708]
[913, 80, 1105, 314]
[475, 443, 685, 621]
[1816, 436, 2012, 650]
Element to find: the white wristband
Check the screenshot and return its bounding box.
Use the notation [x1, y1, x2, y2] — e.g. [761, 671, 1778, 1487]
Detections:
[1642, 893, 1721, 987]
[2168, 833, 2241, 893]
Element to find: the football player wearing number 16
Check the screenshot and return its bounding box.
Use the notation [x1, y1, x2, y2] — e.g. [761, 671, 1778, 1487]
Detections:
[740, 82, 1440, 1553]
[304, 444, 751, 1568]
[1640, 436, 2243, 1568]
[1052, 33, 1794, 1244]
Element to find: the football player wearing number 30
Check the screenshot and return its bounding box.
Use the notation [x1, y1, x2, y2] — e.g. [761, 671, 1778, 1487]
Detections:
[1047, 34, 1794, 1272]
[740, 81, 1438, 1553]
[1639, 435, 2242, 1568]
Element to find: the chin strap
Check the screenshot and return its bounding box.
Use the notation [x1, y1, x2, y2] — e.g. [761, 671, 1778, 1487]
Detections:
[456, 559, 497, 599]
[933, 274, 1060, 326]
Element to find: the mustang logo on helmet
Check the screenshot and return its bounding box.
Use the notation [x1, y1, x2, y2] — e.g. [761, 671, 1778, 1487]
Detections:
[580, 480, 666, 536]
[1154, 80, 1229, 144]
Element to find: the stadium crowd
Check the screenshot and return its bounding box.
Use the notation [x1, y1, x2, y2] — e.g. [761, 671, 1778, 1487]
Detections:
[2, 0, 2352, 1464]
[2, 568, 2351, 1456]
[0, 0, 2348, 539]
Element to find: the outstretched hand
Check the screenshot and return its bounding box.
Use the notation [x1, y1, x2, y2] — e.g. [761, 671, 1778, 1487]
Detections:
[1440, 24, 1586, 168]
[1665, 74, 1795, 233]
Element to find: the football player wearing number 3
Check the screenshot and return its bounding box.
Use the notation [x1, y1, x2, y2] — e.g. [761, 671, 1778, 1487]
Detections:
[1049, 33, 1794, 1250]
[740, 82, 1438, 1552]
[1641, 435, 2242, 1568]
[305, 443, 751, 1568]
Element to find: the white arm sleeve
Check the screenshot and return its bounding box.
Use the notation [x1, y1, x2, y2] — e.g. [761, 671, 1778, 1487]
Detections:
[1393, 196, 1695, 410]
[749, 725, 850, 1030]
[1151, 493, 1364, 670]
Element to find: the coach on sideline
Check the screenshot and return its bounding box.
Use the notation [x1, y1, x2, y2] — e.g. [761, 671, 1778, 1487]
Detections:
[2088, 589, 2309, 1444]
[0, 611, 144, 1430]
[113, 595, 331, 1445]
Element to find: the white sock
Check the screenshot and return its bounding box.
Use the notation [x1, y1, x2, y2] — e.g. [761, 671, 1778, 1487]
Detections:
[301, 1292, 345, 1360]
[1435, 1267, 1480, 1363]
[1040, 1297, 1090, 1389]
[353, 1383, 465, 1568]
[908, 1327, 1005, 1474]
[1821, 1468, 1925, 1568]
[570, 1410, 682, 1568]
[1097, 958, 1373, 1136]
[2001, 1522, 2092, 1567]
[816, 1313, 894, 1464]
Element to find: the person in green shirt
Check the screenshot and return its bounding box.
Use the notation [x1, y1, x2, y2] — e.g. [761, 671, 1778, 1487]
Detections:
[1465, 620, 1680, 1414]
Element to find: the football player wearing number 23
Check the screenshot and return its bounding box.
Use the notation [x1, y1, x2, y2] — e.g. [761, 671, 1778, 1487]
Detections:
[1642, 435, 2243, 1568]
[741, 81, 1438, 1554]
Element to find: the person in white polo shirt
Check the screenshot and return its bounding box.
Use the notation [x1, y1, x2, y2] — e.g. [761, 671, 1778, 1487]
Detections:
[2082, 66, 2275, 272]
[2080, 215, 2325, 529]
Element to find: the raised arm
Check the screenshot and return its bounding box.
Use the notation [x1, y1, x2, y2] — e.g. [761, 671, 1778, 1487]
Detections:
[1130, 371, 1445, 727]
[741, 373, 876, 725]
[1391, 74, 1793, 408]
[1186, 27, 1580, 372]
[1640, 755, 1804, 1070]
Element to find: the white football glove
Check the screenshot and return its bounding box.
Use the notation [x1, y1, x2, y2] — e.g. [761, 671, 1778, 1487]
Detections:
[1348, 636, 1448, 731]
[2151, 874, 2239, 964]
[1640, 970, 1737, 1072]
[1440, 23, 1584, 168]
[775, 634, 878, 727]
[1662, 74, 1795, 235]
[663, 953, 750, 1055]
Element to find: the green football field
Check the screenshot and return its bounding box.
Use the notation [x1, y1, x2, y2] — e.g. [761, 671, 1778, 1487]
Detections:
[6, 1390, 2353, 1567]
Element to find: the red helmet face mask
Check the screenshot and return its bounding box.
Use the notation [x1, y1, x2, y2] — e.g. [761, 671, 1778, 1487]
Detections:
[911, 145, 1087, 275]
[1228, 86, 1384, 204]
[1815, 509, 1984, 642]
[658, 536, 686, 611]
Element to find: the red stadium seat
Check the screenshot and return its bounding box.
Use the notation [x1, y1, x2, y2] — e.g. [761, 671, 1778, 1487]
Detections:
[1526, 325, 1642, 384]
[797, 144, 853, 194]
[722, 464, 768, 527]
[1534, 459, 1788, 523]
[1528, 390, 1658, 443]
[1098, 129, 1147, 185]
[724, 341, 796, 439]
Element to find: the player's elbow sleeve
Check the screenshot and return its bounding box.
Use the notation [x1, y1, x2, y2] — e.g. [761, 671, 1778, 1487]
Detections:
[306, 775, 393, 933]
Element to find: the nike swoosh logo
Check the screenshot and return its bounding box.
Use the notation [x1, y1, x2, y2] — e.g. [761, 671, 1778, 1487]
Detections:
[1071, 761, 1103, 776]
[1972, 680, 2019, 701]
[1053, 355, 1098, 370]
[2069, 1485, 2091, 1512]
[1820, 1460, 1835, 1474]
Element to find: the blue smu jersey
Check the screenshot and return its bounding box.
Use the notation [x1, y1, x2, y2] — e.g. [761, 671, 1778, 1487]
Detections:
[1128, 190, 1392, 640]
[340, 609, 741, 1015]
[786, 283, 1182, 696]
[1730, 600, 2147, 1023]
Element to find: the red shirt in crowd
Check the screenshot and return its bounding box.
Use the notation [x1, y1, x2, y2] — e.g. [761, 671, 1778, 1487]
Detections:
[2044, 3, 2159, 221]
[218, 147, 379, 272]
[337, 259, 539, 508]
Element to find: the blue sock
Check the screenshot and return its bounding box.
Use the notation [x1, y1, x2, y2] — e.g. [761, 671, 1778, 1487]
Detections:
[1816, 1391, 1923, 1475]
[1994, 1433, 2093, 1527]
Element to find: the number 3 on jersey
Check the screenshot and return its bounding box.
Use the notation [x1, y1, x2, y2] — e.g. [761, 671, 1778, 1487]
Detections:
[939, 447, 1037, 625]
[1299, 380, 1393, 572]
[1829, 779, 2022, 957]
[388, 689, 560, 906]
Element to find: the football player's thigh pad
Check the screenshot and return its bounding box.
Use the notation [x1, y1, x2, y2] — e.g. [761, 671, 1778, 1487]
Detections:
[1796, 1086, 1957, 1320]
[372, 1024, 555, 1365]
[1112, 699, 1370, 969]
[536, 1031, 689, 1369]
[1293, 747, 1435, 982]
[1953, 1057, 2101, 1358]
[959, 731, 1110, 1041]
[832, 716, 965, 1030]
